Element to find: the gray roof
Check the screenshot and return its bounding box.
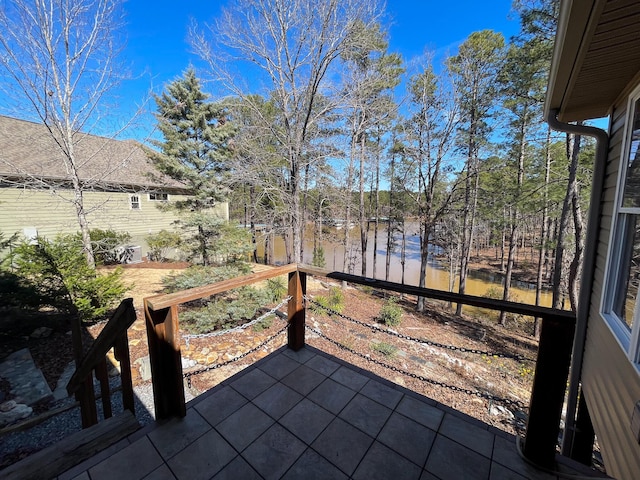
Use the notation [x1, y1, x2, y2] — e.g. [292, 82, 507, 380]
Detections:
[0, 115, 186, 192]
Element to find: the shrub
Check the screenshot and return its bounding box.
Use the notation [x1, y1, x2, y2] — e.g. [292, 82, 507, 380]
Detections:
[12, 235, 129, 321]
[90, 229, 131, 265]
[162, 263, 252, 293]
[312, 246, 326, 268]
[371, 341, 398, 357]
[310, 286, 345, 315]
[146, 229, 182, 262]
[180, 286, 271, 334]
[265, 277, 287, 302]
[378, 297, 403, 327]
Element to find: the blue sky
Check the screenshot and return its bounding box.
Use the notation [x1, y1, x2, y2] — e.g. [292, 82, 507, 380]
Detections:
[119, 0, 520, 139]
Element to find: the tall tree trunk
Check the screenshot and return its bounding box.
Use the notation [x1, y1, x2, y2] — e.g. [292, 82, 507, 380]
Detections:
[372, 132, 381, 279]
[552, 130, 582, 309]
[359, 134, 368, 276]
[534, 128, 552, 337]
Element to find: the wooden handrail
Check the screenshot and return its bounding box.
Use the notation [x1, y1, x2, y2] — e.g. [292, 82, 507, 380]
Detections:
[66, 298, 136, 395]
[298, 264, 575, 321]
[145, 264, 297, 310]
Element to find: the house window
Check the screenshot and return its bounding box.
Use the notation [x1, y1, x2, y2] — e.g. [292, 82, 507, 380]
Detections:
[149, 192, 169, 201]
[130, 194, 141, 210]
[604, 88, 640, 363]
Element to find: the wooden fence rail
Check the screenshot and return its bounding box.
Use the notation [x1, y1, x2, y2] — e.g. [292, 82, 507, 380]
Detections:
[144, 264, 576, 469]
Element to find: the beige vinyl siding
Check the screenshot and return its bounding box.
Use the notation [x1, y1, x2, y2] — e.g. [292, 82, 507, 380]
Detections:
[581, 96, 640, 479]
[0, 186, 228, 256]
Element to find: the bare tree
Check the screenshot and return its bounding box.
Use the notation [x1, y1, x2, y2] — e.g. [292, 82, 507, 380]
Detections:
[0, 0, 126, 268]
[191, 0, 381, 263]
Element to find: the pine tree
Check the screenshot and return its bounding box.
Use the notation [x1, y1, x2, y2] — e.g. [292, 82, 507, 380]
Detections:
[149, 68, 237, 265]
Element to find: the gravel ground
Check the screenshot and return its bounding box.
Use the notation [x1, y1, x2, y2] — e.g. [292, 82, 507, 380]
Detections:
[0, 380, 162, 469]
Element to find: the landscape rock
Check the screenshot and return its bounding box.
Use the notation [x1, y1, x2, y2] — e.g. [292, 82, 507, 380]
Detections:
[0, 400, 17, 412]
[30, 326, 53, 338]
[0, 403, 32, 427]
[134, 356, 152, 382]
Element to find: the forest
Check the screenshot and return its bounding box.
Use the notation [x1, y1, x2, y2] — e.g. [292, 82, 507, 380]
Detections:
[148, 0, 593, 332]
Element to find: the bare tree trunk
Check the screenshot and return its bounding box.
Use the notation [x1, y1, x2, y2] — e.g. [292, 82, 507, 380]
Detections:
[534, 128, 552, 337]
[359, 134, 368, 276]
[552, 130, 582, 309]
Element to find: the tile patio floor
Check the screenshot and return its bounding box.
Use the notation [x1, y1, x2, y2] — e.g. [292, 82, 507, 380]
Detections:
[58, 346, 608, 480]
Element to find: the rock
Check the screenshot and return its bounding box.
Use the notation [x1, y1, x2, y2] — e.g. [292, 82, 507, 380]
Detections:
[181, 357, 197, 369]
[134, 356, 152, 382]
[0, 400, 17, 412]
[489, 405, 515, 419]
[52, 361, 76, 401]
[30, 326, 53, 338]
[200, 347, 210, 355]
[129, 339, 141, 347]
[0, 403, 32, 427]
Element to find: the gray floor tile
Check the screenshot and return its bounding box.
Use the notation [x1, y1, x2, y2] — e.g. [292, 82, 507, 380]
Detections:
[231, 367, 277, 399]
[305, 354, 340, 376]
[279, 398, 335, 444]
[308, 378, 356, 414]
[59, 438, 131, 480]
[242, 423, 307, 479]
[492, 435, 557, 480]
[330, 365, 369, 390]
[89, 437, 163, 480]
[338, 393, 392, 437]
[281, 364, 327, 395]
[212, 455, 262, 480]
[253, 382, 303, 419]
[425, 435, 491, 480]
[378, 412, 436, 467]
[148, 408, 212, 459]
[360, 379, 403, 409]
[490, 462, 529, 480]
[258, 353, 301, 379]
[142, 464, 177, 480]
[69, 473, 90, 480]
[420, 471, 440, 480]
[282, 347, 316, 363]
[216, 402, 275, 451]
[194, 385, 249, 426]
[396, 395, 444, 430]
[311, 417, 374, 476]
[439, 413, 495, 458]
[167, 429, 236, 480]
[282, 448, 348, 480]
[352, 441, 423, 480]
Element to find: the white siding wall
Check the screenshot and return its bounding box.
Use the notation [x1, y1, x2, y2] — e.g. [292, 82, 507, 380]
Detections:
[0, 186, 228, 257]
[582, 97, 640, 479]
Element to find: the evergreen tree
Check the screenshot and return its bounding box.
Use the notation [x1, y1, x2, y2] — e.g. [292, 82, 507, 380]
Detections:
[149, 68, 237, 265]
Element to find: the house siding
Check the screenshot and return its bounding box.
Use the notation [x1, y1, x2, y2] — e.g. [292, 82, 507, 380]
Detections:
[0, 186, 228, 257]
[581, 93, 640, 480]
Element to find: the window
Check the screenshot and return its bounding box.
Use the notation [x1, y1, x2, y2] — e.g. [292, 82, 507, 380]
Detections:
[130, 194, 141, 210]
[148, 192, 169, 201]
[604, 87, 640, 363]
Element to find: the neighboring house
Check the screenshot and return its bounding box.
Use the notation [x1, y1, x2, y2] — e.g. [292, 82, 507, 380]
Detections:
[0, 115, 228, 258]
[546, 1, 640, 478]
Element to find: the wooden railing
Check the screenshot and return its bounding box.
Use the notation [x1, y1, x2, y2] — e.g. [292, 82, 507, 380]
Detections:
[67, 298, 137, 428]
[144, 264, 576, 469]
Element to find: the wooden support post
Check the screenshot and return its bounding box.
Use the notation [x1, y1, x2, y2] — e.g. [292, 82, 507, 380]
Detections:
[95, 358, 112, 419]
[287, 271, 306, 351]
[76, 376, 98, 428]
[523, 314, 575, 468]
[569, 389, 596, 465]
[144, 301, 186, 420]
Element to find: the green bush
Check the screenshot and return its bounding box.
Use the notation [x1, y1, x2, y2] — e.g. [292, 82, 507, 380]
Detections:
[378, 297, 403, 327]
[371, 341, 398, 357]
[312, 246, 326, 268]
[310, 286, 345, 315]
[146, 229, 182, 262]
[181, 286, 271, 334]
[12, 235, 129, 321]
[90, 229, 131, 265]
[265, 277, 287, 302]
[162, 264, 252, 293]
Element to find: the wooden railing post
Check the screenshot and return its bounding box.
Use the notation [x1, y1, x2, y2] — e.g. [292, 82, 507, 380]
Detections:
[522, 313, 576, 468]
[288, 270, 306, 351]
[144, 301, 186, 420]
